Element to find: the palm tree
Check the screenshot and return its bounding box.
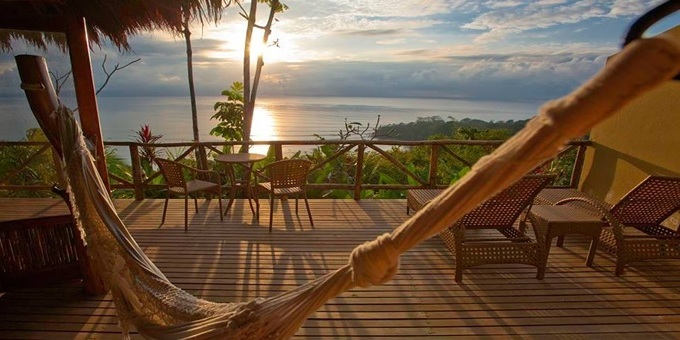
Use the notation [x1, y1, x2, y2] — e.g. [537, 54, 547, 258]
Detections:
[238, 0, 286, 143]
[179, 1, 231, 167]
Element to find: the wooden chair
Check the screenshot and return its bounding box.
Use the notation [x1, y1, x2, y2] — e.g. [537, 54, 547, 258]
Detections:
[438, 174, 556, 282]
[555, 175, 680, 275]
[155, 158, 223, 231]
[254, 159, 314, 232]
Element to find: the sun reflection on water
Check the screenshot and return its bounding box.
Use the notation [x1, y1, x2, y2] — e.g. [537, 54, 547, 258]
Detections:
[249, 107, 277, 155]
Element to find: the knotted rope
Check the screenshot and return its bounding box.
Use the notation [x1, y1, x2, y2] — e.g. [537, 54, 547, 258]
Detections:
[350, 233, 400, 287]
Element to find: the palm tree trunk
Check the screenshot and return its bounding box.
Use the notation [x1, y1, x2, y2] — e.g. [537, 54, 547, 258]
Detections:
[242, 0, 257, 148]
[183, 13, 207, 168]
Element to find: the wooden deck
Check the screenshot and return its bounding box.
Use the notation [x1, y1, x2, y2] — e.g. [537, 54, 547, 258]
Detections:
[2, 197, 680, 338]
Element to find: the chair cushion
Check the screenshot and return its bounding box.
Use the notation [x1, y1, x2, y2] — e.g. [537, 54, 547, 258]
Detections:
[169, 180, 219, 195]
[258, 182, 304, 195]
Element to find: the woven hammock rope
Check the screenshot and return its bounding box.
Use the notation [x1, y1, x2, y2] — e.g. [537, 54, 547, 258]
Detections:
[20, 29, 680, 339]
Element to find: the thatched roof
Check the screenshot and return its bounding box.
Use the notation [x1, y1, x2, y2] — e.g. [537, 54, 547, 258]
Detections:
[0, 0, 229, 51]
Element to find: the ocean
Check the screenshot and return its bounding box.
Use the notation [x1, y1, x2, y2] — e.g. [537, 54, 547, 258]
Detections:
[2, 95, 541, 143]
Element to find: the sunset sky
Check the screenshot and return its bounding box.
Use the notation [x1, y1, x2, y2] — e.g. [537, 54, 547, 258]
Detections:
[1, 0, 677, 102]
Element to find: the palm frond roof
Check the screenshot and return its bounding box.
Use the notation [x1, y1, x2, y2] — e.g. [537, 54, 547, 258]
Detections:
[0, 0, 228, 51]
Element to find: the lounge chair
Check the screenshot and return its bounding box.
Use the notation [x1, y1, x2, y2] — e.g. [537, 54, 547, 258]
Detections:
[438, 174, 556, 282]
[555, 175, 680, 275]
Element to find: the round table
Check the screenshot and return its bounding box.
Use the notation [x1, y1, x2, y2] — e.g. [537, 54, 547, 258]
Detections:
[215, 153, 267, 215]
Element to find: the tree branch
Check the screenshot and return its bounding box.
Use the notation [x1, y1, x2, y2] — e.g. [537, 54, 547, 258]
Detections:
[96, 56, 141, 95]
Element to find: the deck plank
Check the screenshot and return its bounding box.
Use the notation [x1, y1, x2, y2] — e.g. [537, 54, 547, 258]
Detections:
[1, 197, 680, 338]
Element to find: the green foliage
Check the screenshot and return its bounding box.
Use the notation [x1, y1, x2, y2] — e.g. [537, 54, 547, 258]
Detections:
[210, 82, 245, 143]
[107, 148, 135, 199]
[377, 116, 528, 141]
[0, 128, 58, 198]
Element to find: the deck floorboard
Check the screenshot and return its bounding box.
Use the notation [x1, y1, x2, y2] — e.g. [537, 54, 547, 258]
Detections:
[1, 198, 680, 338]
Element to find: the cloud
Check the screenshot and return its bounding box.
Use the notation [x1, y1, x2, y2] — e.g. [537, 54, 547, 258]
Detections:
[464, 1, 609, 42]
[376, 38, 407, 45]
[323, 0, 466, 18]
[607, 0, 661, 17]
[252, 49, 605, 101]
[461, 0, 665, 43]
[0, 0, 659, 106]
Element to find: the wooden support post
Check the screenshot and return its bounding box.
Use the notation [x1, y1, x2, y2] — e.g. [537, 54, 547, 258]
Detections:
[354, 144, 365, 200]
[274, 143, 283, 161]
[570, 143, 588, 189]
[197, 144, 209, 170]
[65, 16, 110, 191]
[429, 145, 439, 188]
[130, 145, 144, 200]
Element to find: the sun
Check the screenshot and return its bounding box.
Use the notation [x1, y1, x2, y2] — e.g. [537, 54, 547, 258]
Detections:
[248, 35, 301, 63]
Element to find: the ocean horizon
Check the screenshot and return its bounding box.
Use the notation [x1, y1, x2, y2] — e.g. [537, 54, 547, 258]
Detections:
[2, 95, 542, 144]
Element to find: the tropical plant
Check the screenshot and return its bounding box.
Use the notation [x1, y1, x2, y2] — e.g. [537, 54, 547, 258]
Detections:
[106, 148, 135, 199]
[211, 81, 245, 146]
[0, 128, 57, 198]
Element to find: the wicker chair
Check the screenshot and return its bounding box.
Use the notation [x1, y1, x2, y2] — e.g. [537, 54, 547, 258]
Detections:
[254, 159, 314, 232]
[439, 174, 556, 282]
[155, 158, 223, 231]
[556, 175, 680, 275]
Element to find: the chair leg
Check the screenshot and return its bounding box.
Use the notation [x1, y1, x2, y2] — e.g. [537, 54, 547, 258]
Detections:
[453, 226, 464, 283]
[304, 192, 314, 227]
[536, 264, 546, 280]
[615, 262, 625, 276]
[254, 187, 260, 222]
[217, 187, 223, 222]
[161, 194, 169, 225]
[295, 195, 299, 215]
[269, 194, 275, 233]
[184, 195, 189, 232]
[194, 196, 198, 213]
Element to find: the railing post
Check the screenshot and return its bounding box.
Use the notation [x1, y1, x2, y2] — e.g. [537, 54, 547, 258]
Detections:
[569, 143, 588, 189]
[274, 142, 283, 161]
[429, 144, 439, 188]
[194, 141, 208, 170]
[354, 143, 365, 200]
[130, 145, 144, 200]
[198, 144, 209, 170]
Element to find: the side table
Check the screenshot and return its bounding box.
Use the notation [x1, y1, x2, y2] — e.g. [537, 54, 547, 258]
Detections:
[528, 204, 605, 267]
[215, 153, 267, 215]
[406, 189, 444, 215]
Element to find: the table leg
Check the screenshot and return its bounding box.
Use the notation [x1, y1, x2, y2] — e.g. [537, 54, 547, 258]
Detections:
[544, 234, 554, 265]
[243, 165, 256, 215]
[224, 165, 237, 215]
[585, 228, 603, 267]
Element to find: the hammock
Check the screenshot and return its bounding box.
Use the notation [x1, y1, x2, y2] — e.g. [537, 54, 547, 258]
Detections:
[16, 29, 680, 339]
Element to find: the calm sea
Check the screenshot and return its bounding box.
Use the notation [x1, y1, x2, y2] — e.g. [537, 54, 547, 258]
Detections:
[2, 96, 541, 157]
[2, 96, 541, 140]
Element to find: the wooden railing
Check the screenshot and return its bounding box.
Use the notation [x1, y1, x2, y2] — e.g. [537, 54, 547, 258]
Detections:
[1, 139, 590, 200]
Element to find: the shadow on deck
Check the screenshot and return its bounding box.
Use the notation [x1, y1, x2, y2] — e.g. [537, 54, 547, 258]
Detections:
[1, 198, 680, 338]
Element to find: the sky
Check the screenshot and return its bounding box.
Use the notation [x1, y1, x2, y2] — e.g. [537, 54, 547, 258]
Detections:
[1, 0, 678, 102]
